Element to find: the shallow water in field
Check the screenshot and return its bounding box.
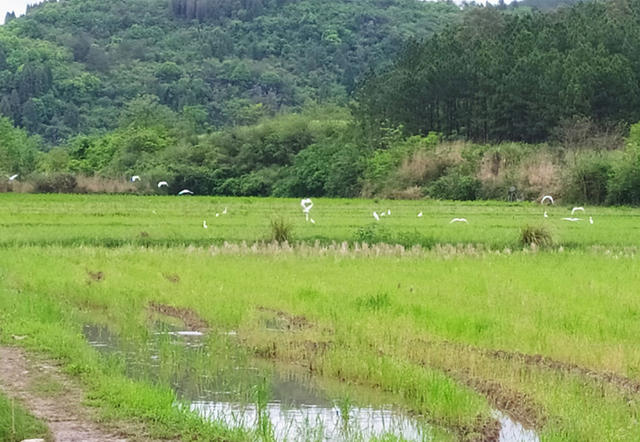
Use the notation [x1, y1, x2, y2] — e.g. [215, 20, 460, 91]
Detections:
[83, 323, 538, 441]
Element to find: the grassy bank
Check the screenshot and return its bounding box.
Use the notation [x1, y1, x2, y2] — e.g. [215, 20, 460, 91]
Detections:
[0, 392, 49, 441]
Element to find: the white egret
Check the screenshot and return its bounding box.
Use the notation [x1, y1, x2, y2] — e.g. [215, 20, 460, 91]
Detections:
[373, 211, 380, 221]
[562, 217, 582, 222]
[301, 198, 313, 222]
[544, 211, 548, 218]
[131, 175, 141, 182]
[310, 218, 316, 224]
[178, 189, 193, 195]
[418, 212, 423, 217]
[571, 207, 585, 215]
[589, 216, 594, 224]
[449, 218, 468, 224]
[157, 181, 168, 188]
[203, 220, 208, 229]
[387, 209, 391, 215]
[541, 195, 554, 205]
[8, 174, 18, 181]
[222, 207, 227, 215]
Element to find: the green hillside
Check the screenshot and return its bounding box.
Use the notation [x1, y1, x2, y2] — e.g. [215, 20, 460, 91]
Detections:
[0, 0, 460, 143]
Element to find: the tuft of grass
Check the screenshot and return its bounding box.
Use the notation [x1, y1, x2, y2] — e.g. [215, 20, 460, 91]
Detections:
[0, 393, 49, 441]
[520, 224, 553, 248]
[269, 217, 293, 243]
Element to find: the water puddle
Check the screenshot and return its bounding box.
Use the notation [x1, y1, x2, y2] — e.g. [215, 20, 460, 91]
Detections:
[83, 323, 538, 441]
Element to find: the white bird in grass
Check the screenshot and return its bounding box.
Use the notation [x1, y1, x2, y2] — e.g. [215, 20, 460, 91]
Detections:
[216, 213, 219, 217]
[589, 216, 594, 224]
[203, 220, 208, 229]
[373, 211, 380, 221]
[571, 207, 585, 215]
[310, 218, 316, 224]
[544, 211, 548, 218]
[178, 189, 194, 195]
[8, 174, 18, 181]
[387, 209, 391, 215]
[418, 212, 423, 217]
[562, 217, 582, 222]
[449, 218, 468, 224]
[131, 175, 141, 182]
[300, 198, 313, 221]
[222, 207, 227, 215]
[541, 195, 554, 205]
[157, 181, 168, 188]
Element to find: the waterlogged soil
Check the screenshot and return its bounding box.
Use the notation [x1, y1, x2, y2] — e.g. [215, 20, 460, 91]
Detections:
[83, 323, 438, 441]
[0, 346, 151, 442]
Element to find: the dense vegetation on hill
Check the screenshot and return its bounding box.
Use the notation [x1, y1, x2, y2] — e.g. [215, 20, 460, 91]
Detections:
[357, 0, 640, 142]
[4, 0, 640, 205]
[0, 0, 460, 143]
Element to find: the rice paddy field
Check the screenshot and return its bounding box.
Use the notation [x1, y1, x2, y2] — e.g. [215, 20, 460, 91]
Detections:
[2, 193, 640, 441]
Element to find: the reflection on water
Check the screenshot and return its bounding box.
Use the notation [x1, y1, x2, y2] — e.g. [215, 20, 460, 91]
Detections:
[493, 410, 540, 442]
[83, 323, 539, 442]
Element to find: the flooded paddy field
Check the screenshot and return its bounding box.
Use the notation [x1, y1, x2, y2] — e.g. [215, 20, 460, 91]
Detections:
[1, 195, 640, 440]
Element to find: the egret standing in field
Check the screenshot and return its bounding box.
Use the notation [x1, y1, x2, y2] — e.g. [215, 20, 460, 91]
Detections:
[589, 216, 594, 224]
[418, 212, 423, 217]
[300, 198, 313, 221]
[222, 207, 227, 215]
[373, 211, 380, 221]
[203, 220, 208, 229]
[544, 211, 548, 218]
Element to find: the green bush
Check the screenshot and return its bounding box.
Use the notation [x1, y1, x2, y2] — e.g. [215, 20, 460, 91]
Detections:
[564, 152, 613, 204]
[269, 217, 293, 243]
[427, 169, 480, 200]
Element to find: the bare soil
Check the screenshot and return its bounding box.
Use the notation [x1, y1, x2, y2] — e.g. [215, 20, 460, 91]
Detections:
[0, 346, 152, 442]
[148, 302, 208, 331]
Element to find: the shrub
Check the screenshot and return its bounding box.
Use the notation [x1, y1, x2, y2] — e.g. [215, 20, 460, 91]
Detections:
[427, 169, 480, 200]
[564, 152, 613, 204]
[269, 217, 293, 243]
[33, 173, 78, 193]
[520, 224, 553, 248]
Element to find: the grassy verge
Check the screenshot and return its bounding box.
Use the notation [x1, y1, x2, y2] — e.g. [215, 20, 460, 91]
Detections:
[0, 392, 49, 442]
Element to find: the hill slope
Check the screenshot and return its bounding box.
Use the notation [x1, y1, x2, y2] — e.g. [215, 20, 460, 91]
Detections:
[0, 0, 461, 143]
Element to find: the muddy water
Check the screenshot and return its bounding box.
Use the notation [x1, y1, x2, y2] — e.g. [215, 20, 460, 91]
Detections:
[83, 324, 538, 441]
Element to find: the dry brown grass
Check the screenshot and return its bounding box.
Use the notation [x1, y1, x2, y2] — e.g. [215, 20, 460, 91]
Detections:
[517, 152, 561, 200]
[75, 176, 137, 193]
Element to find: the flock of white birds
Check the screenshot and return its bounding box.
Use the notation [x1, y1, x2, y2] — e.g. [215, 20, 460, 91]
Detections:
[6, 173, 597, 228]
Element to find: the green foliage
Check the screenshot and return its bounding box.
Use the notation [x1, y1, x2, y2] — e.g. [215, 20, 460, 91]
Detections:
[0, 0, 460, 143]
[564, 152, 613, 204]
[357, 2, 640, 143]
[0, 116, 41, 175]
[427, 169, 480, 201]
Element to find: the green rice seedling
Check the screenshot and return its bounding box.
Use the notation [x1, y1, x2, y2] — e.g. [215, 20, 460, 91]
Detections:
[269, 217, 293, 244]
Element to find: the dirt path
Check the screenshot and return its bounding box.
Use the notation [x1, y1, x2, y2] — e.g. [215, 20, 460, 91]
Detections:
[0, 346, 151, 442]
